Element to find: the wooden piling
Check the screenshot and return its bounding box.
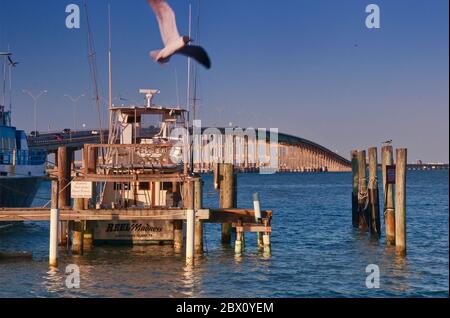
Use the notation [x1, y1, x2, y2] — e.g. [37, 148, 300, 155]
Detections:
[72, 198, 84, 255]
[382, 146, 395, 245]
[173, 182, 183, 252]
[57, 147, 70, 247]
[49, 180, 60, 267]
[368, 147, 381, 237]
[194, 177, 203, 255]
[395, 148, 407, 255]
[185, 178, 195, 266]
[253, 193, 264, 249]
[351, 150, 359, 227]
[234, 223, 244, 255]
[220, 163, 236, 245]
[57, 146, 71, 208]
[357, 150, 370, 231]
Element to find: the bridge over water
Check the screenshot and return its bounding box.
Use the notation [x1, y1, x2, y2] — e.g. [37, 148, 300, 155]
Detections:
[27, 129, 352, 173]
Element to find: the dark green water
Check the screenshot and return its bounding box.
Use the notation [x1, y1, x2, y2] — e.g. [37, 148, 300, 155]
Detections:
[0, 170, 448, 297]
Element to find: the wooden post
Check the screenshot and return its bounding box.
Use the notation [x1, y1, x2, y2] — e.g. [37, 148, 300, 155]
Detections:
[49, 180, 59, 267]
[234, 224, 243, 255]
[368, 147, 381, 238]
[213, 162, 220, 190]
[395, 148, 407, 255]
[173, 182, 183, 252]
[57, 147, 71, 247]
[86, 147, 98, 208]
[357, 150, 370, 231]
[253, 193, 264, 249]
[194, 177, 203, 255]
[185, 178, 195, 266]
[220, 163, 236, 245]
[382, 146, 395, 245]
[72, 198, 84, 255]
[351, 150, 359, 227]
[57, 146, 71, 208]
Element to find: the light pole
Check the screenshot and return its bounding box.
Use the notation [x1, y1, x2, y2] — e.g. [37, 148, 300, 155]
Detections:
[23, 89, 47, 133]
[64, 94, 85, 129]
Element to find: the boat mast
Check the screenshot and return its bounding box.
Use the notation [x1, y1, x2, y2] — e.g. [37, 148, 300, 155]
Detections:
[192, 0, 201, 122]
[107, 3, 114, 145]
[186, 3, 192, 125]
[84, 0, 105, 145]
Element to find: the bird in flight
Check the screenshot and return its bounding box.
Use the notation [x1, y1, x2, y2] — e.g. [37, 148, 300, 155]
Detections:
[147, 0, 211, 69]
[382, 139, 393, 145]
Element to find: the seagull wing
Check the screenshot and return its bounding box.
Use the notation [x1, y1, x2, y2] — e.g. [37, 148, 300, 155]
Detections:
[148, 0, 181, 46]
[176, 45, 211, 69]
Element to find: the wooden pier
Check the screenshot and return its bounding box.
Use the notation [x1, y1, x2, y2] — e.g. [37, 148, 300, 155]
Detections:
[1, 98, 275, 266]
[0, 207, 271, 224]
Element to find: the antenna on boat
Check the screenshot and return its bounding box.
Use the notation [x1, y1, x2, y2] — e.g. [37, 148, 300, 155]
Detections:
[83, 0, 105, 145]
[175, 68, 180, 108]
[7, 45, 14, 119]
[186, 3, 192, 124]
[192, 0, 201, 122]
[0, 51, 8, 107]
[107, 3, 114, 145]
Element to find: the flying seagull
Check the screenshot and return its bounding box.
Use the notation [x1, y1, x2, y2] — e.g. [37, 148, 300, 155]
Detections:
[147, 0, 211, 69]
[382, 139, 393, 145]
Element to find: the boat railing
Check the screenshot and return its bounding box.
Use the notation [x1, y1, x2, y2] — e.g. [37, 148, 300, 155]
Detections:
[82, 143, 184, 174]
[0, 149, 46, 166]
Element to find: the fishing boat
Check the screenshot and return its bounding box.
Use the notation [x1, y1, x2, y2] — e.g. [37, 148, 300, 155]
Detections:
[0, 52, 47, 229]
[84, 89, 189, 243]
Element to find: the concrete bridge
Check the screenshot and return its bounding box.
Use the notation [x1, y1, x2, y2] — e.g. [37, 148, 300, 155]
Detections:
[27, 128, 351, 172]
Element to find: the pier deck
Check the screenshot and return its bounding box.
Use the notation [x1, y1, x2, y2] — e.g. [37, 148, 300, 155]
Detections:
[0, 208, 272, 223]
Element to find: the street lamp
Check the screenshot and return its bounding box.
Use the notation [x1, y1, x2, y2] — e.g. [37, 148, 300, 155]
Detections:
[22, 89, 47, 134]
[64, 94, 85, 129]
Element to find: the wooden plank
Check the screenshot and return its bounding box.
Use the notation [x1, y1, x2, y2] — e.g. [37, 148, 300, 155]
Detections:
[233, 224, 272, 233]
[75, 174, 191, 183]
[0, 208, 210, 222]
[209, 208, 272, 223]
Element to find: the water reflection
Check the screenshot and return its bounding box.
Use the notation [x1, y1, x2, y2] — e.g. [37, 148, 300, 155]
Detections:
[43, 267, 64, 295]
[181, 265, 195, 297]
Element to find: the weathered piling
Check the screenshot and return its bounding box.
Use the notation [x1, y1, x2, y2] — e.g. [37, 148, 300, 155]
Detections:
[57, 146, 71, 247]
[213, 162, 220, 190]
[57, 146, 71, 207]
[49, 180, 60, 267]
[351, 150, 359, 227]
[72, 198, 84, 255]
[368, 147, 381, 238]
[173, 182, 183, 252]
[194, 178, 203, 255]
[185, 178, 195, 266]
[263, 218, 271, 254]
[253, 193, 264, 249]
[382, 146, 395, 245]
[234, 221, 244, 255]
[220, 163, 236, 245]
[395, 148, 407, 255]
[357, 150, 370, 231]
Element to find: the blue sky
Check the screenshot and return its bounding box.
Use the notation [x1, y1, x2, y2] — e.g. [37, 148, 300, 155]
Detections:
[0, 0, 448, 162]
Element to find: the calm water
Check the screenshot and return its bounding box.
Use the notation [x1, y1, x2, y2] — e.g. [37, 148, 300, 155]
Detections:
[0, 171, 448, 298]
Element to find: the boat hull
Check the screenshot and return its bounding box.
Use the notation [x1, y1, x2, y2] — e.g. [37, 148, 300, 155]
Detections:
[0, 176, 43, 229]
[0, 176, 43, 207]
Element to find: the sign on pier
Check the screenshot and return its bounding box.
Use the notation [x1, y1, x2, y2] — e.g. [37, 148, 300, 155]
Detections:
[71, 181, 93, 199]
